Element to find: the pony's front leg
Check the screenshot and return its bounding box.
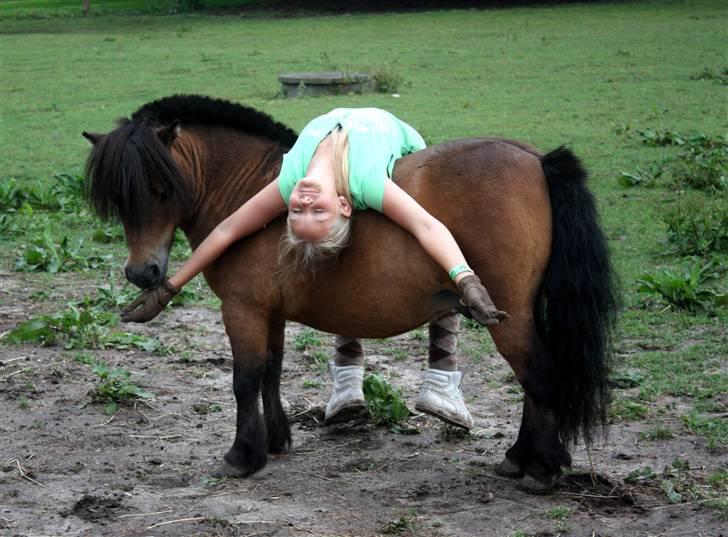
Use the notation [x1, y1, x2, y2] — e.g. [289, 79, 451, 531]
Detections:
[215, 309, 269, 478]
[263, 318, 291, 454]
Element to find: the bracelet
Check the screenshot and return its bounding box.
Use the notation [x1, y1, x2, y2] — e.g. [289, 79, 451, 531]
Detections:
[448, 264, 473, 281]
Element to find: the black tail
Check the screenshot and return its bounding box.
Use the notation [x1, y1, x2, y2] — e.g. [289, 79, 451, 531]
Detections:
[536, 147, 619, 446]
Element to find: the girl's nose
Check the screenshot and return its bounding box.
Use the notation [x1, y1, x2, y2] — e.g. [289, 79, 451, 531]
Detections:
[301, 195, 313, 205]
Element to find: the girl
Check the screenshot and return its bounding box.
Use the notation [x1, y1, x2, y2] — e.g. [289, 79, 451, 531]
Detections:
[122, 107, 507, 430]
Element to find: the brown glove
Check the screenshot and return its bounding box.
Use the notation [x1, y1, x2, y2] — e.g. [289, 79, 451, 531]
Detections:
[457, 274, 509, 327]
[121, 279, 179, 323]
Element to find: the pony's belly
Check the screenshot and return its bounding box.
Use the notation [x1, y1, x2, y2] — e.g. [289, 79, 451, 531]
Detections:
[285, 286, 457, 339]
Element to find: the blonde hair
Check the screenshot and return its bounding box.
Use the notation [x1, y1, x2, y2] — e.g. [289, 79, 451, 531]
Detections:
[278, 126, 353, 273]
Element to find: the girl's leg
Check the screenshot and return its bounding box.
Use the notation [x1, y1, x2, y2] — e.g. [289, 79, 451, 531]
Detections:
[427, 313, 459, 371]
[324, 335, 367, 423]
[415, 313, 474, 430]
[333, 335, 364, 367]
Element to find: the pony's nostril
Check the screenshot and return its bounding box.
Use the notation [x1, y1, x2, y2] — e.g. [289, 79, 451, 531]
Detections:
[150, 264, 160, 279]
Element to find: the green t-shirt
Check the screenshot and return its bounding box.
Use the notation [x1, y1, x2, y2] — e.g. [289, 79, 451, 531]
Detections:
[278, 108, 426, 212]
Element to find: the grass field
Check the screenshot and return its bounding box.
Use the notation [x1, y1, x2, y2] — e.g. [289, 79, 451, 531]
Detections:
[0, 0, 252, 18]
[0, 1, 726, 533]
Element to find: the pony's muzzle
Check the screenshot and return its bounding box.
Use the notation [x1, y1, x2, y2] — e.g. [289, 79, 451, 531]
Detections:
[125, 261, 165, 290]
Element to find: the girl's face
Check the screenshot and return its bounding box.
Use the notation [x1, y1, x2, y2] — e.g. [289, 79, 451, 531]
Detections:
[288, 176, 351, 241]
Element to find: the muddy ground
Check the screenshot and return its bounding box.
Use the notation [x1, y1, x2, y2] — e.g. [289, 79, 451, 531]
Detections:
[1, 271, 725, 537]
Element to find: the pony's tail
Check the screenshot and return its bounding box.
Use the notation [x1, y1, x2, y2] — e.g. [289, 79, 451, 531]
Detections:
[536, 147, 619, 446]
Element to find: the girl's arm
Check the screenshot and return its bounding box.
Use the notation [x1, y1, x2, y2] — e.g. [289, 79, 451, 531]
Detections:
[169, 180, 286, 289]
[381, 180, 470, 284]
[122, 180, 286, 322]
[381, 180, 508, 326]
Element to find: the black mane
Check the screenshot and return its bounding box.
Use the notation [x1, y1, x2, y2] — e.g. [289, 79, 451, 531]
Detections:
[131, 94, 298, 147]
[84, 95, 297, 228]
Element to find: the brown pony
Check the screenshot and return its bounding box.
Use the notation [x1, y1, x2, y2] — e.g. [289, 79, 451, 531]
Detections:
[83, 95, 617, 492]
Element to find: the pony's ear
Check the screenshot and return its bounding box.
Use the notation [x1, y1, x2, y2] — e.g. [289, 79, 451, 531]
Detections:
[156, 120, 181, 147]
[82, 131, 105, 145]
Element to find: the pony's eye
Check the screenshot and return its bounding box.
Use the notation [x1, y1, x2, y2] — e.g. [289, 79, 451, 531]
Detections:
[149, 184, 167, 200]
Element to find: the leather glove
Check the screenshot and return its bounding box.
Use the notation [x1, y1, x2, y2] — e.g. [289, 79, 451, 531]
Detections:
[121, 279, 179, 323]
[457, 274, 509, 327]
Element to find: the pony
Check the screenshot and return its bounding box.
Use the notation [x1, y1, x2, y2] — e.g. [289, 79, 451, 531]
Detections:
[83, 94, 618, 492]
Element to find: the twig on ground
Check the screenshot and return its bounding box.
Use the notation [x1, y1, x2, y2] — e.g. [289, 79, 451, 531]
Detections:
[117, 509, 174, 519]
[289, 469, 334, 481]
[0, 369, 26, 381]
[585, 445, 598, 487]
[128, 434, 182, 440]
[649, 496, 728, 511]
[95, 410, 120, 427]
[555, 491, 623, 500]
[146, 516, 206, 529]
[9, 458, 45, 487]
[0, 356, 27, 366]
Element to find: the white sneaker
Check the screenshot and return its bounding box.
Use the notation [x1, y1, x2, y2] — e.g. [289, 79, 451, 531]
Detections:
[415, 369, 474, 430]
[324, 363, 367, 424]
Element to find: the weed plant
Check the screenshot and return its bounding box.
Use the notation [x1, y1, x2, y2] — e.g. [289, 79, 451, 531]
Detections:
[362, 373, 413, 432]
[369, 66, 404, 94]
[625, 459, 727, 516]
[683, 412, 728, 451]
[637, 257, 726, 313]
[689, 67, 728, 86]
[72, 354, 153, 413]
[0, 174, 84, 213]
[293, 329, 322, 351]
[622, 130, 727, 191]
[379, 508, 419, 535]
[663, 192, 728, 256]
[2, 290, 167, 353]
[89, 361, 153, 408]
[639, 426, 674, 442]
[15, 227, 110, 273]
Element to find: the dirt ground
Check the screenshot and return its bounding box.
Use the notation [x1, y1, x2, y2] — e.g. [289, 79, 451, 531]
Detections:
[1, 271, 725, 537]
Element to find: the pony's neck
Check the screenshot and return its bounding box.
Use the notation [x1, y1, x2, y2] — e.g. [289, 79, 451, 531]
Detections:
[174, 126, 286, 248]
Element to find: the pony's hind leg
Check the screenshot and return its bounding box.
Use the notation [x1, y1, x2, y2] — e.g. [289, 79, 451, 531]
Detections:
[263, 318, 291, 454]
[215, 307, 270, 478]
[492, 319, 571, 492]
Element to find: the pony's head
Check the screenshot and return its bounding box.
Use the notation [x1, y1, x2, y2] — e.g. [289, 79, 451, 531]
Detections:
[83, 119, 192, 289]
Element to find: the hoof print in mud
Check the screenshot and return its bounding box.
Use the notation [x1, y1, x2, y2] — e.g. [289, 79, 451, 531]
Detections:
[63, 494, 125, 522]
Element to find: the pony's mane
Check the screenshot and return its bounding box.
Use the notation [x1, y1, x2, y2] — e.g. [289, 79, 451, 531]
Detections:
[131, 94, 298, 147]
[85, 95, 297, 229]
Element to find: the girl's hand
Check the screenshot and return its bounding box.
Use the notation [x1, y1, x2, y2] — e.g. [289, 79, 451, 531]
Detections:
[457, 274, 509, 326]
[121, 279, 179, 323]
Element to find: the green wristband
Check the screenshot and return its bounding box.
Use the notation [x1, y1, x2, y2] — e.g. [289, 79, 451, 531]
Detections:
[448, 264, 472, 280]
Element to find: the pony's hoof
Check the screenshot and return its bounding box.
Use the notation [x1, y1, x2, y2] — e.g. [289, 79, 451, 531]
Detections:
[494, 457, 523, 478]
[212, 460, 251, 479]
[517, 473, 558, 494]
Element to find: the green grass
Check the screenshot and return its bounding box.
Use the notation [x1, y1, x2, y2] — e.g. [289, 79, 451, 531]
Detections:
[0, 0, 255, 18]
[0, 1, 726, 450]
